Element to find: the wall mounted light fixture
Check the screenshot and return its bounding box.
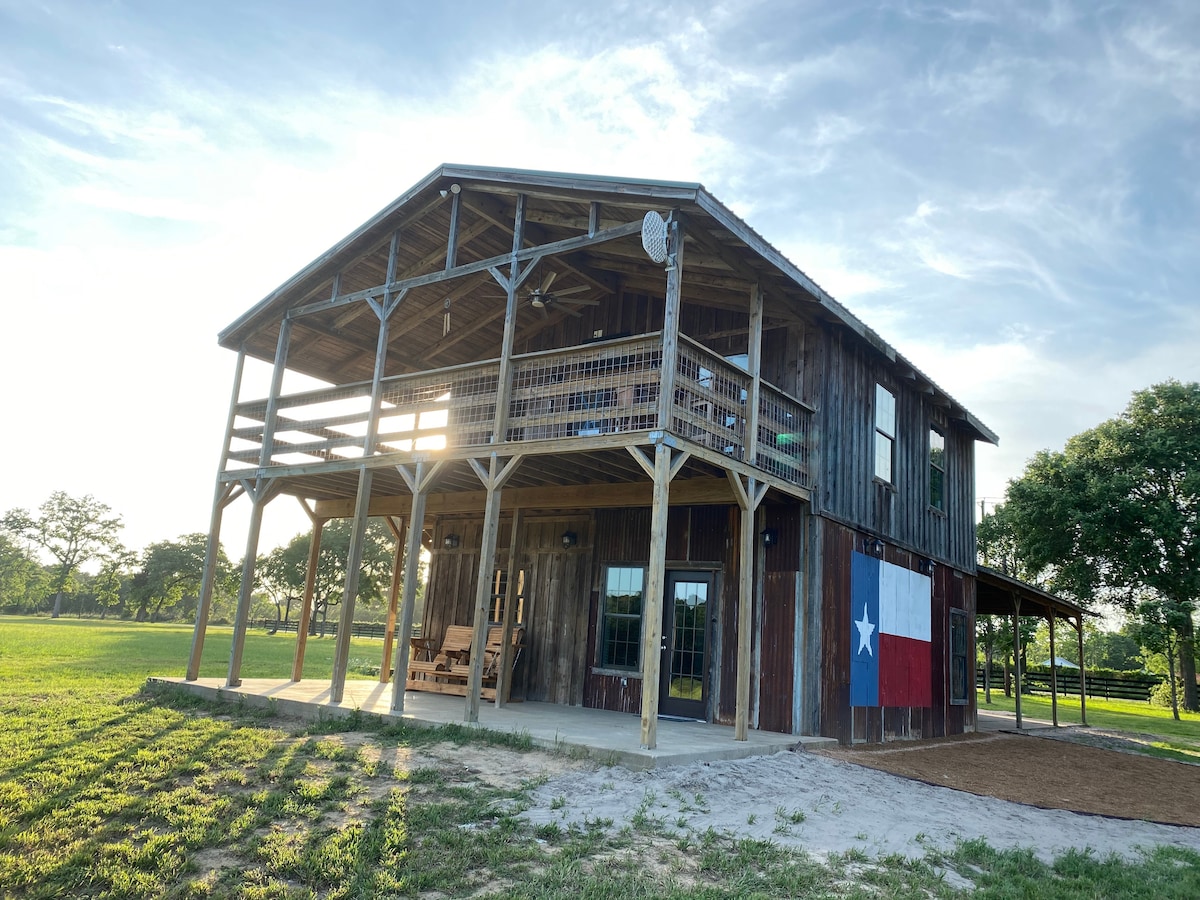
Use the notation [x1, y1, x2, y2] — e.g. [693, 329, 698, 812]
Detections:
[443, 533, 460, 550]
[919, 558, 937, 576]
[561, 531, 578, 549]
[760, 527, 778, 548]
[865, 537, 884, 557]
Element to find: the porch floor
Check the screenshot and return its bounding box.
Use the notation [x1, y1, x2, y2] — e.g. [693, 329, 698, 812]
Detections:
[152, 677, 836, 770]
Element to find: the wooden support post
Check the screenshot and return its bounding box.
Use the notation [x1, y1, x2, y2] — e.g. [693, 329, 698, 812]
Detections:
[639, 441, 673, 749]
[380, 516, 406, 684]
[330, 466, 374, 703]
[391, 461, 444, 712]
[468, 463, 504, 722]
[1012, 595, 1023, 729]
[188, 349, 247, 680]
[728, 470, 768, 741]
[464, 455, 523, 721]
[1076, 617, 1088, 726]
[291, 513, 324, 682]
[656, 216, 685, 431]
[1048, 610, 1058, 727]
[227, 483, 278, 687]
[330, 243, 401, 702]
[490, 194, 526, 442]
[187, 484, 237, 680]
[496, 507, 525, 707]
[746, 283, 763, 465]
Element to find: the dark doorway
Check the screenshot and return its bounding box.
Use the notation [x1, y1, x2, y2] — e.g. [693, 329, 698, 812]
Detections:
[659, 570, 712, 720]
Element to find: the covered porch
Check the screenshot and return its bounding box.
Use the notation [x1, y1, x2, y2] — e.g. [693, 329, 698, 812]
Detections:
[155, 676, 835, 770]
[976, 565, 1092, 730]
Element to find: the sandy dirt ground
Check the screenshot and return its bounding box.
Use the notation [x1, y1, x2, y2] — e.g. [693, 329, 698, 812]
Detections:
[520, 728, 1200, 862]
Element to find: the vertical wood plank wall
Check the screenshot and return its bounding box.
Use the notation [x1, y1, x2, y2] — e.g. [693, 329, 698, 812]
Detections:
[816, 329, 977, 572]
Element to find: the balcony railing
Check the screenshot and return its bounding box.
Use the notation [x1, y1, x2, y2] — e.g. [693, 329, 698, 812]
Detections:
[226, 333, 811, 489]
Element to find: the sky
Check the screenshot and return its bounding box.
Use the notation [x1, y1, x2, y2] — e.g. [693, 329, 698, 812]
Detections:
[1, 0, 1197, 561]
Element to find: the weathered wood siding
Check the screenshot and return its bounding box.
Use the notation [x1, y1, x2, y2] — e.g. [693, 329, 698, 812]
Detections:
[815, 329, 977, 571]
[817, 518, 976, 743]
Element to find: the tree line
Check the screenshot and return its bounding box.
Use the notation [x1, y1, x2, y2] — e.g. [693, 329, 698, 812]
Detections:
[0, 493, 415, 628]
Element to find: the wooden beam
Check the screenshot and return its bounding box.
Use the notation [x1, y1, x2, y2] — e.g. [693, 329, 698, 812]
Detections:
[1076, 617, 1088, 726]
[379, 516, 405, 683]
[330, 466, 375, 702]
[747, 283, 764, 467]
[188, 351, 247, 681]
[496, 507, 524, 708]
[291, 516, 325, 681]
[313, 475, 740, 518]
[639, 442, 672, 749]
[288, 218, 640, 320]
[1048, 610, 1058, 727]
[1012, 595, 1023, 729]
[390, 460, 445, 712]
[466, 456, 505, 722]
[731, 473, 766, 741]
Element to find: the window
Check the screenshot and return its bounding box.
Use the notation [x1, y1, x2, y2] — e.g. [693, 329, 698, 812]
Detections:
[929, 428, 945, 511]
[950, 609, 970, 705]
[600, 566, 645, 670]
[874, 384, 896, 483]
[488, 568, 525, 624]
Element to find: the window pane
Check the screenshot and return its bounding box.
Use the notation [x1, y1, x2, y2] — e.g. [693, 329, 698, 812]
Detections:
[875, 433, 893, 482]
[602, 567, 645, 670]
[875, 384, 895, 436]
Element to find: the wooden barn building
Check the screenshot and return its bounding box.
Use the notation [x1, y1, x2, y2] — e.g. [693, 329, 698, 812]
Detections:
[185, 165, 998, 747]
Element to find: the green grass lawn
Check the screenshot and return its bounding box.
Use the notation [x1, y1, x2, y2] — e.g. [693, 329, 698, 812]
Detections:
[976, 689, 1200, 762]
[1, 616, 1198, 898]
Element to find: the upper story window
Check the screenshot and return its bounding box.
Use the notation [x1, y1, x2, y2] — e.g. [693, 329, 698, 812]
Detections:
[929, 428, 946, 511]
[874, 384, 896, 483]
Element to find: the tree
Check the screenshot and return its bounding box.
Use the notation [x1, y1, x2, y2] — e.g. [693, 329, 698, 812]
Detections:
[2, 492, 124, 618]
[0, 533, 48, 611]
[1133, 594, 1189, 720]
[1002, 381, 1200, 710]
[130, 534, 221, 622]
[257, 519, 397, 636]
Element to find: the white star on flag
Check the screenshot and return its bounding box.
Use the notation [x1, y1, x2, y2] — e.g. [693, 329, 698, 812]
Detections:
[855, 605, 875, 656]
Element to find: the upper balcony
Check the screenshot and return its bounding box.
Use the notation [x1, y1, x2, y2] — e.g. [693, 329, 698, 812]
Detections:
[223, 332, 813, 499]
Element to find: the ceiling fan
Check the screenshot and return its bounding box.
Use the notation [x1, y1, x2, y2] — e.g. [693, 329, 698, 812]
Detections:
[527, 271, 599, 318]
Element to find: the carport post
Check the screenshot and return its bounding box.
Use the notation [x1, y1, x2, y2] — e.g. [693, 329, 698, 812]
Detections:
[1011, 593, 1023, 730]
[1048, 610, 1058, 727]
[1076, 618, 1088, 726]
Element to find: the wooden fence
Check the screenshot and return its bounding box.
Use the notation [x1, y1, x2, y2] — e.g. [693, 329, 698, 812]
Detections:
[976, 667, 1160, 702]
[252, 619, 422, 640]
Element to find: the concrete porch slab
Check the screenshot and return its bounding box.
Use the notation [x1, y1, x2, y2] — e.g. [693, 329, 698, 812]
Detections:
[151, 677, 837, 770]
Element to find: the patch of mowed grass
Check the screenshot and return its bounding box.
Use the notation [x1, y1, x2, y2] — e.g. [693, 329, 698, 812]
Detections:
[2, 617, 1199, 898]
[944, 838, 1200, 899]
[976, 688, 1200, 758]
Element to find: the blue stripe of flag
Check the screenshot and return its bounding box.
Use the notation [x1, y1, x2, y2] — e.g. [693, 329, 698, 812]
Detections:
[850, 551, 880, 707]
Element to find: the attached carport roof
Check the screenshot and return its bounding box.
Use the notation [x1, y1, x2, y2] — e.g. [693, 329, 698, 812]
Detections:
[976, 565, 1090, 621]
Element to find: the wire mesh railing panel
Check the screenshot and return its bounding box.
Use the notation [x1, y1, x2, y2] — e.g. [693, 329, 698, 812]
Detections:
[506, 336, 663, 442]
[671, 340, 750, 461]
[377, 364, 500, 451]
[757, 386, 812, 488]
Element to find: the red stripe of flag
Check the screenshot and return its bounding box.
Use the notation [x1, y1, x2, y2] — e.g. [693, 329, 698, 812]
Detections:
[878, 633, 932, 707]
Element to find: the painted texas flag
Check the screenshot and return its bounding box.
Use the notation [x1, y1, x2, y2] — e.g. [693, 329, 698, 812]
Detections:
[850, 551, 932, 707]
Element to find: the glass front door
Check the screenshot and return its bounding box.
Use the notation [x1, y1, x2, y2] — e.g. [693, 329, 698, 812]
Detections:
[659, 571, 712, 720]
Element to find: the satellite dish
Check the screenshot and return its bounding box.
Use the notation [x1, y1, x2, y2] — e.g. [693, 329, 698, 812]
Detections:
[641, 211, 668, 264]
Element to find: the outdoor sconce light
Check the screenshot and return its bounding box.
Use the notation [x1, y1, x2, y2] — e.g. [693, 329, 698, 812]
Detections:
[561, 531, 578, 549]
[760, 527, 778, 548]
[865, 537, 884, 557]
[919, 558, 937, 576]
[443, 533, 460, 550]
